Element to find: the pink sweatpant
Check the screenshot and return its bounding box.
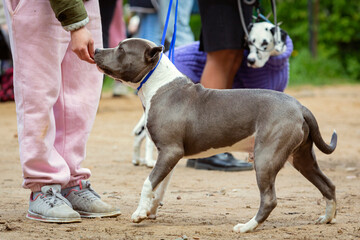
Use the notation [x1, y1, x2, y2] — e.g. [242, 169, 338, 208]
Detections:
[4, 0, 103, 192]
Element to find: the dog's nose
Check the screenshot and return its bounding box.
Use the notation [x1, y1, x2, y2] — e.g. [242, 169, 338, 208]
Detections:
[261, 39, 268, 46]
[95, 48, 100, 54]
[247, 58, 255, 65]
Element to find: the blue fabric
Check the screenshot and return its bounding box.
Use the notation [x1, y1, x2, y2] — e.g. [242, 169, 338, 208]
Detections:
[158, 0, 195, 47]
[171, 35, 293, 92]
[137, 13, 162, 45]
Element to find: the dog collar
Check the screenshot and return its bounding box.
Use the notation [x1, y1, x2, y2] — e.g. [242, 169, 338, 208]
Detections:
[137, 0, 178, 92]
[137, 52, 163, 92]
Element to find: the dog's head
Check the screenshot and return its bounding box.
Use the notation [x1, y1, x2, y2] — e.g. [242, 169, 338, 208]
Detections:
[246, 22, 287, 68]
[94, 38, 163, 88]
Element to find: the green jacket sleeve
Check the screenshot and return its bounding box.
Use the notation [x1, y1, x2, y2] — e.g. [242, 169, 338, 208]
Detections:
[49, 0, 88, 29]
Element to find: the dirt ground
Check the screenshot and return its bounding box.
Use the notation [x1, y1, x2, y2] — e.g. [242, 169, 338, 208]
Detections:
[0, 85, 359, 240]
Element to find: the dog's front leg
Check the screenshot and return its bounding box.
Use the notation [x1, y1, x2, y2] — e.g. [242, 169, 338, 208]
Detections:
[148, 169, 174, 219]
[132, 147, 183, 223]
[131, 176, 154, 223]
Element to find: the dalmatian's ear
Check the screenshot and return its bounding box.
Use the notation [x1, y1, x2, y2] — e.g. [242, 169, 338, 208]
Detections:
[280, 29, 288, 42]
[270, 27, 288, 54]
[247, 23, 254, 33]
[270, 27, 288, 42]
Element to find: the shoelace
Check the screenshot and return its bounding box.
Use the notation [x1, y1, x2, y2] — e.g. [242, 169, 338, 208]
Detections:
[75, 181, 101, 202]
[41, 187, 73, 208]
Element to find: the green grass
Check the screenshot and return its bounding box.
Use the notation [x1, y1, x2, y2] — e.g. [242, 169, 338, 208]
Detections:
[189, 14, 201, 41]
[288, 49, 357, 86]
[102, 75, 115, 92]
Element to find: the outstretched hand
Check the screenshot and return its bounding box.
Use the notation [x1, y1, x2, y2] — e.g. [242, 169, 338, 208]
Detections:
[70, 27, 95, 64]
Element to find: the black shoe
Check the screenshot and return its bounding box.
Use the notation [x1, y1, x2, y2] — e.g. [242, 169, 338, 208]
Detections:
[186, 153, 253, 172]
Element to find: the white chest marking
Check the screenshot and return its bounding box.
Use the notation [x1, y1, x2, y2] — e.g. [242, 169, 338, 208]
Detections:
[137, 55, 184, 130]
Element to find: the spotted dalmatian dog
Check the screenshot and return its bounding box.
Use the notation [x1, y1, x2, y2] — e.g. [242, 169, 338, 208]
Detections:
[246, 21, 288, 68]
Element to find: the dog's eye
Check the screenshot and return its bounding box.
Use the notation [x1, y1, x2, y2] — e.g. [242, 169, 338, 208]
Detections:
[252, 39, 256, 43]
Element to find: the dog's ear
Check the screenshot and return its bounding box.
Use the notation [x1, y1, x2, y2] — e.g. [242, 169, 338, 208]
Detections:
[280, 29, 288, 42]
[271, 27, 288, 44]
[247, 23, 254, 33]
[145, 46, 163, 63]
[270, 26, 276, 35]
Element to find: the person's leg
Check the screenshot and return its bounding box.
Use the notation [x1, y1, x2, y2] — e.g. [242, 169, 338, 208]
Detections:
[109, 0, 126, 48]
[158, 0, 194, 47]
[175, 0, 195, 46]
[200, 49, 243, 89]
[98, 0, 117, 48]
[137, 13, 161, 45]
[56, 0, 103, 189]
[5, 0, 76, 192]
[4, 0, 82, 222]
[59, 0, 121, 218]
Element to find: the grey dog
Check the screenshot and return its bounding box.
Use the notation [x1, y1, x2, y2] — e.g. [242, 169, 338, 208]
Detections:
[94, 38, 337, 233]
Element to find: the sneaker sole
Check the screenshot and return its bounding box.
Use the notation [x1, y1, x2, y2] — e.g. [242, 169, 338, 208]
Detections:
[26, 211, 81, 223]
[194, 162, 253, 172]
[76, 210, 122, 218]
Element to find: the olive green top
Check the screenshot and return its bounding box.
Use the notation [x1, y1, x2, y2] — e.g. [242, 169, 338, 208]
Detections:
[49, 0, 88, 28]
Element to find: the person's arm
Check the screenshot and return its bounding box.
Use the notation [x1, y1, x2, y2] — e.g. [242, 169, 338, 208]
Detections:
[49, 0, 95, 63]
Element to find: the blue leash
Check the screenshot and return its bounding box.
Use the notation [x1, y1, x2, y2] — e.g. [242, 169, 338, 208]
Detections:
[137, 0, 178, 92]
[258, 13, 272, 23]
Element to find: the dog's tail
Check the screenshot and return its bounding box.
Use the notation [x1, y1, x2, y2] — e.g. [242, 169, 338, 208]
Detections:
[302, 106, 337, 154]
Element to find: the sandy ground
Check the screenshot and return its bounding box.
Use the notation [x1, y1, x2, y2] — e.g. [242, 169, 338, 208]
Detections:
[0, 85, 359, 240]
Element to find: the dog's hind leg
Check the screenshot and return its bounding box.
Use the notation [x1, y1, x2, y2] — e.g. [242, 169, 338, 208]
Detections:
[291, 138, 336, 224]
[132, 114, 146, 165]
[132, 146, 183, 223]
[234, 125, 304, 233]
[145, 135, 156, 168]
[132, 130, 146, 165]
[233, 147, 286, 233]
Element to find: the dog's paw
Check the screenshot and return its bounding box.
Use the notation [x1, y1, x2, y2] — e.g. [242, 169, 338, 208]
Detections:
[131, 208, 148, 223]
[132, 158, 148, 166]
[233, 217, 258, 233]
[233, 224, 255, 233]
[316, 215, 336, 224]
[132, 159, 140, 166]
[146, 160, 156, 168]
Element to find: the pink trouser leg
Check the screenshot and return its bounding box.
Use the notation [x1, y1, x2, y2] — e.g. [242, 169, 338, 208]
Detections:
[4, 0, 103, 192]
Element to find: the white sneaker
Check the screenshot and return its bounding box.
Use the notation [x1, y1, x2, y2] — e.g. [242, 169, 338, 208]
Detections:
[27, 185, 81, 223]
[62, 180, 121, 218]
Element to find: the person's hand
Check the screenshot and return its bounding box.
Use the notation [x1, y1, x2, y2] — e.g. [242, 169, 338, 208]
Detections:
[70, 27, 95, 64]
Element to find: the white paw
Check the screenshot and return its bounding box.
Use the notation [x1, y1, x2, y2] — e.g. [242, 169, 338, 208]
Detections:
[147, 214, 157, 219]
[233, 223, 255, 233]
[316, 198, 336, 224]
[131, 208, 148, 223]
[233, 217, 259, 233]
[146, 160, 156, 168]
[132, 158, 140, 166]
[133, 158, 146, 166]
[316, 215, 336, 224]
[233, 223, 246, 233]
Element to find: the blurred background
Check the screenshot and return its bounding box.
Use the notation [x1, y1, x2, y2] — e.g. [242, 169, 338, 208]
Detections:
[1, 0, 359, 98]
[185, 0, 359, 86]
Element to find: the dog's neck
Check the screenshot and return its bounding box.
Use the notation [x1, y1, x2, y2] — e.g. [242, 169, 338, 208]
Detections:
[137, 55, 183, 108]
